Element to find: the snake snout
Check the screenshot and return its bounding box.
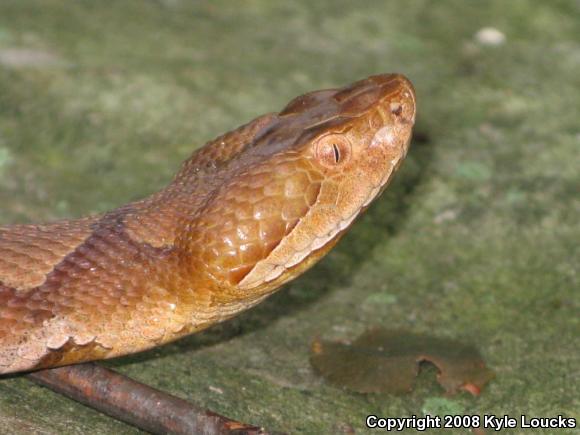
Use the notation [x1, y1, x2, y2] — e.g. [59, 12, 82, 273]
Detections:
[334, 73, 417, 124]
[375, 74, 416, 126]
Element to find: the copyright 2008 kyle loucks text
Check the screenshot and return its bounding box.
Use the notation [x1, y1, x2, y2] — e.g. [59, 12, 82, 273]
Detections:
[365, 414, 577, 431]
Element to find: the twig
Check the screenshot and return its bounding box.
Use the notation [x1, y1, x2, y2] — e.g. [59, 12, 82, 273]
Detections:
[27, 363, 268, 435]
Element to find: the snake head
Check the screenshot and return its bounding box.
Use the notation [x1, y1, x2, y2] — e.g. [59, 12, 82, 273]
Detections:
[182, 74, 416, 298]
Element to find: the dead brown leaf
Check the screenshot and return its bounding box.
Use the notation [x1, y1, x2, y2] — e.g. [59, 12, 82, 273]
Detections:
[310, 328, 494, 395]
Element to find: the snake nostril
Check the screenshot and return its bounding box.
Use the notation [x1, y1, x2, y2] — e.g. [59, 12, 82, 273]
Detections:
[390, 102, 403, 117]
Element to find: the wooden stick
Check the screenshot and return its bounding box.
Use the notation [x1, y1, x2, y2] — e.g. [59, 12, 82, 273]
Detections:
[28, 363, 268, 435]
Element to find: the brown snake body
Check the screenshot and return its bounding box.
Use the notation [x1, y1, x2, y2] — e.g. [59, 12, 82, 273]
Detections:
[0, 74, 416, 375]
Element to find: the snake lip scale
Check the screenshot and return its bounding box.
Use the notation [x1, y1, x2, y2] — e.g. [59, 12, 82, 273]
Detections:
[0, 73, 416, 375]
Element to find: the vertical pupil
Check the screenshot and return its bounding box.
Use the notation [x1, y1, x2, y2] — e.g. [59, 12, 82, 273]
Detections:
[332, 143, 340, 163]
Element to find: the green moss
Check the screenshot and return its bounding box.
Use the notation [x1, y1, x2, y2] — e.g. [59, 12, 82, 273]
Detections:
[0, 147, 11, 170]
[0, 1, 578, 434]
[422, 397, 465, 417]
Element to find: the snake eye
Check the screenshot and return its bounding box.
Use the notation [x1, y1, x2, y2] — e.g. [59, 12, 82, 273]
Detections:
[315, 134, 351, 168]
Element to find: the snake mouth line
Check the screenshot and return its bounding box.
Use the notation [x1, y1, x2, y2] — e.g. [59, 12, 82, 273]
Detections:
[241, 163, 399, 291]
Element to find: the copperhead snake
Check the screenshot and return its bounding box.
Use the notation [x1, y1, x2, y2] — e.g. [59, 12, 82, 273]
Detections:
[0, 73, 416, 375]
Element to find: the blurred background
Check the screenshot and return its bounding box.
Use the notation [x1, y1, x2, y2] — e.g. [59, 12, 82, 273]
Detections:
[0, 1, 578, 433]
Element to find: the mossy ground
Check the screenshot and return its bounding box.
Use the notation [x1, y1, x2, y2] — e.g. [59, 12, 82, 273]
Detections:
[0, 1, 578, 434]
